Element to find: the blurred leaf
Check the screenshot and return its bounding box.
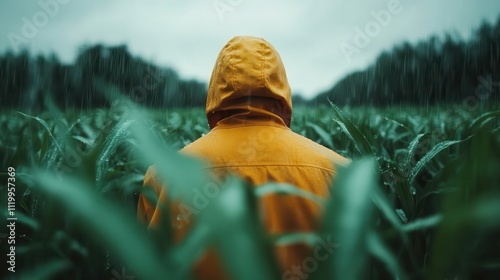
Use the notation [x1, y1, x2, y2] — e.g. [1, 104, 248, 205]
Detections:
[372, 186, 403, 228]
[33, 171, 172, 280]
[172, 220, 210, 277]
[401, 214, 442, 232]
[197, 177, 281, 280]
[271, 232, 320, 247]
[255, 182, 325, 205]
[127, 108, 210, 204]
[429, 196, 500, 279]
[321, 158, 379, 280]
[367, 230, 407, 279]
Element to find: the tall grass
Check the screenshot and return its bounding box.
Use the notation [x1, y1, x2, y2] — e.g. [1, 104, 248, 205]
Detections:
[0, 102, 499, 279]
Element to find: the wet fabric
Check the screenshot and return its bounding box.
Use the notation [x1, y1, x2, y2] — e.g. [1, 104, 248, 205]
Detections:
[137, 36, 349, 279]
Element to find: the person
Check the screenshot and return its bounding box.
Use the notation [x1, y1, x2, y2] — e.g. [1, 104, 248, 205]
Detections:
[137, 36, 349, 279]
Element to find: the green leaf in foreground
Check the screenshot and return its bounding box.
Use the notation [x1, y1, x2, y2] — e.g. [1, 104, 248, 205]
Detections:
[127, 108, 210, 204]
[255, 182, 326, 205]
[401, 214, 442, 232]
[184, 177, 281, 280]
[321, 158, 384, 280]
[428, 196, 500, 279]
[33, 171, 172, 280]
[367, 230, 407, 279]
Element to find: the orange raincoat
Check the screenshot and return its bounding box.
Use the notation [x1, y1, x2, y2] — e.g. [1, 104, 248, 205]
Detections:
[137, 36, 349, 279]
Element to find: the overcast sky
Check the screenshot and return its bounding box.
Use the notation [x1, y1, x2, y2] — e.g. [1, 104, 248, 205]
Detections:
[1, 0, 499, 98]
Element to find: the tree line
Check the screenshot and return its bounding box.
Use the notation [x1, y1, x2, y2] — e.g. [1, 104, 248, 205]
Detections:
[0, 44, 207, 111]
[311, 16, 500, 107]
[1, 15, 499, 111]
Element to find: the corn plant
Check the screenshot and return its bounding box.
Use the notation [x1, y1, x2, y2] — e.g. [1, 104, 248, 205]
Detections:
[0, 101, 499, 279]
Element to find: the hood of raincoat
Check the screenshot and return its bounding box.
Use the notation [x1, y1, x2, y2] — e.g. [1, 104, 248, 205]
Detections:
[206, 36, 293, 129]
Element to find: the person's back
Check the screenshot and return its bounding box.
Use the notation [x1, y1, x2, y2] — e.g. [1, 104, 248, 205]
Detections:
[138, 36, 349, 279]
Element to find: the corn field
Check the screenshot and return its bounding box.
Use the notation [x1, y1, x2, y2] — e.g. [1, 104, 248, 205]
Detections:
[0, 102, 499, 280]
